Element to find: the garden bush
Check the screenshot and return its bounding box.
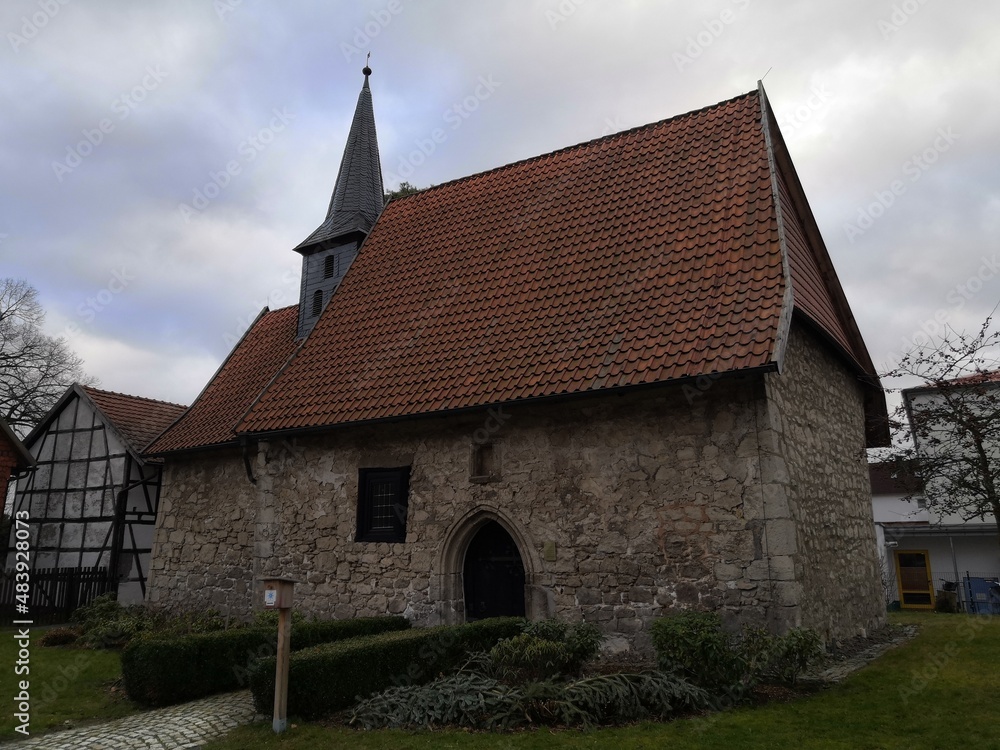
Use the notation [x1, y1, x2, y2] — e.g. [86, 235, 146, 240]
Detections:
[70, 594, 234, 648]
[485, 619, 603, 682]
[350, 670, 710, 730]
[249, 617, 523, 719]
[70, 593, 162, 648]
[767, 627, 824, 685]
[522, 618, 602, 671]
[122, 615, 409, 706]
[651, 611, 746, 690]
[39, 627, 81, 647]
[489, 633, 574, 682]
[651, 611, 825, 692]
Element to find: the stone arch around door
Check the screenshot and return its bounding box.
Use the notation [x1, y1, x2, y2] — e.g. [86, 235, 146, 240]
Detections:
[434, 506, 552, 625]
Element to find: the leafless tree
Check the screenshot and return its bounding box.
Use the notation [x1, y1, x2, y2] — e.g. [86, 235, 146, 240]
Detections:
[0, 278, 95, 435]
[883, 316, 1000, 550]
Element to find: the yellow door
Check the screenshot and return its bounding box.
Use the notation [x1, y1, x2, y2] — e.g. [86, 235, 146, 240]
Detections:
[895, 550, 935, 609]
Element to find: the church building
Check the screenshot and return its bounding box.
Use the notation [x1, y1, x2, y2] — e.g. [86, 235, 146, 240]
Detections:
[146, 68, 890, 645]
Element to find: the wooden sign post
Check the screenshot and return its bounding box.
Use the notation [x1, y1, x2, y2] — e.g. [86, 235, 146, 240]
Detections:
[261, 577, 297, 734]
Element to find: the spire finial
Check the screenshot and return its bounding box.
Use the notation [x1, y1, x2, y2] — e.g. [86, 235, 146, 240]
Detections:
[363, 52, 372, 78]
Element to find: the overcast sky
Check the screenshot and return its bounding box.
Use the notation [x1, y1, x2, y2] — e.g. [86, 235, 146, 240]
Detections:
[1, 0, 998, 413]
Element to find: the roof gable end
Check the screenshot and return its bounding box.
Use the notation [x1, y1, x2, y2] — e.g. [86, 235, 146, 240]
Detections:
[757, 84, 889, 446]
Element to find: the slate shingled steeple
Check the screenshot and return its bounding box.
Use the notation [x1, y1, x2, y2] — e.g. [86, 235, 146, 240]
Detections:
[294, 65, 384, 339]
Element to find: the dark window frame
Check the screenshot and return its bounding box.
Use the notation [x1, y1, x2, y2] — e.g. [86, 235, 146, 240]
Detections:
[356, 467, 410, 543]
[311, 289, 323, 317]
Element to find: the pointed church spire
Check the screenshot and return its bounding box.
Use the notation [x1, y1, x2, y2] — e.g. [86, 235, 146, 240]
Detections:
[294, 65, 384, 252]
[294, 66, 384, 339]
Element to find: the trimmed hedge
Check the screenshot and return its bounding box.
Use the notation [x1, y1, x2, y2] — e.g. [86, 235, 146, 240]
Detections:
[249, 617, 524, 719]
[122, 615, 409, 706]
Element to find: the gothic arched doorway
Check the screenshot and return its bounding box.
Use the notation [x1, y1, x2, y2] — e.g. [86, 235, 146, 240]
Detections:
[463, 520, 526, 620]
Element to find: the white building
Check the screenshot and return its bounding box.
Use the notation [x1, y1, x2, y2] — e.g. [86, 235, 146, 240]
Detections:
[871, 462, 999, 612]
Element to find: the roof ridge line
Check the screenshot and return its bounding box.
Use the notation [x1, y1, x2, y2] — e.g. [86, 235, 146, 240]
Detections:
[389, 90, 759, 202]
[82, 384, 187, 409]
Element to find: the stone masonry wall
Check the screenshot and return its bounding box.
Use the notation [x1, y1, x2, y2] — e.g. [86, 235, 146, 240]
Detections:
[254, 376, 782, 652]
[145, 448, 257, 616]
[150, 376, 788, 646]
[763, 320, 886, 640]
[147, 323, 884, 647]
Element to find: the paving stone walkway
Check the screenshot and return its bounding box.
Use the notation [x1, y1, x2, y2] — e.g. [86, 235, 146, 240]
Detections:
[2, 690, 257, 750]
[801, 624, 919, 686]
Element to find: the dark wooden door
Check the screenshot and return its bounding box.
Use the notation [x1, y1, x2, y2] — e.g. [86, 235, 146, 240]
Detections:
[463, 521, 526, 620]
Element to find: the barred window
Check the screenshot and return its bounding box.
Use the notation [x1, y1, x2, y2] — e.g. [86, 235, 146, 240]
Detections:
[356, 467, 409, 542]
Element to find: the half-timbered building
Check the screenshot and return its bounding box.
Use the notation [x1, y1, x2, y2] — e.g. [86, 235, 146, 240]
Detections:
[9, 385, 185, 604]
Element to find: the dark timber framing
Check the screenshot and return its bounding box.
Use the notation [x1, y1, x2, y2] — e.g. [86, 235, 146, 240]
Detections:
[6, 386, 170, 604]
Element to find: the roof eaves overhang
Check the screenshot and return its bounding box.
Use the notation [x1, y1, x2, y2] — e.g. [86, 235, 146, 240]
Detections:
[143, 439, 243, 461]
[0, 416, 34, 469]
[902, 378, 1000, 401]
[235, 364, 778, 443]
[877, 522, 997, 538]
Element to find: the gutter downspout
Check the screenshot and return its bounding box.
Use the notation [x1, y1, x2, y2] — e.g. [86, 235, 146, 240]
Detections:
[949, 535, 961, 609]
[242, 438, 257, 485]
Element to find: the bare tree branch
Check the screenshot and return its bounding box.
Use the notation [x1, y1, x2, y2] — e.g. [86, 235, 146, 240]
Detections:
[882, 316, 1000, 550]
[0, 278, 97, 436]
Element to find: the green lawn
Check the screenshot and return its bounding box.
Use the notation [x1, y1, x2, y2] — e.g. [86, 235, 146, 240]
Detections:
[3, 614, 998, 748]
[0, 626, 139, 742]
[203, 612, 1000, 749]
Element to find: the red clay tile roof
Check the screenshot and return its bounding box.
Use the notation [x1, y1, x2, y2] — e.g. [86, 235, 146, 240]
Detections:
[82, 386, 187, 452]
[941, 369, 1000, 387]
[237, 90, 878, 435]
[146, 306, 299, 453]
[868, 461, 923, 495]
